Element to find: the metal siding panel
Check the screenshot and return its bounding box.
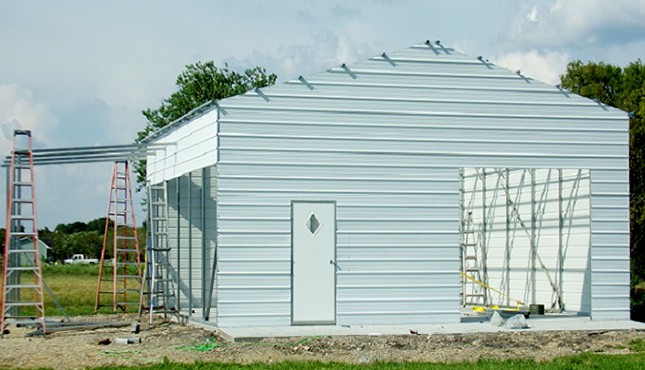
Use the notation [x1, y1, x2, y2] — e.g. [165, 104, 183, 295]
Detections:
[146, 110, 218, 183]
[590, 169, 630, 320]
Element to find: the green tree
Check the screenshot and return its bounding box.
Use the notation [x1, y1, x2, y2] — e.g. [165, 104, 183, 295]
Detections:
[134, 61, 277, 185]
[54, 221, 88, 234]
[61, 231, 103, 259]
[560, 60, 645, 293]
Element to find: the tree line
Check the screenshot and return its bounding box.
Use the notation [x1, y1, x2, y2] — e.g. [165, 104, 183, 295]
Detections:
[560, 59, 645, 296]
[0, 217, 146, 263]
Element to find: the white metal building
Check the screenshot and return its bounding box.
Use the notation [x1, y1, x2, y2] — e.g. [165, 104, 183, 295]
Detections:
[144, 41, 630, 328]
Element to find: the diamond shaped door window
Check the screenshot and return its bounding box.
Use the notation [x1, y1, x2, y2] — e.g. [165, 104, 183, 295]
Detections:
[305, 213, 320, 234]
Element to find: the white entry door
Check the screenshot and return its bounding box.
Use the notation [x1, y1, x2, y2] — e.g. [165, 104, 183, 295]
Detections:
[291, 201, 336, 324]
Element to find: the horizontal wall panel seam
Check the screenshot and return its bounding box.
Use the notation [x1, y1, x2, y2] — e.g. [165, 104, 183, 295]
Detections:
[218, 286, 288, 289]
[217, 158, 622, 171]
[220, 146, 626, 159]
[218, 272, 291, 275]
[337, 270, 458, 275]
[220, 104, 625, 121]
[284, 79, 582, 94]
[218, 175, 458, 182]
[366, 55, 491, 65]
[339, 297, 457, 303]
[218, 202, 457, 208]
[220, 118, 628, 133]
[338, 310, 457, 315]
[218, 188, 459, 195]
[219, 132, 625, 146]
[241, 91, 601, 108]
[217, 230, 458, 235]
[325, 67, 552, 81]
[339, 284, 461, 288]
[219, 299, 289, 304]
[218, 217, 456, 222]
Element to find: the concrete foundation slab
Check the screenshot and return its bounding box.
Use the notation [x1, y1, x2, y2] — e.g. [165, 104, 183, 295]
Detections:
[218, 317, 645, 342]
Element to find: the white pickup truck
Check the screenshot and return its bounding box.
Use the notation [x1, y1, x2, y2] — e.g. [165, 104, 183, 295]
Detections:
[63, 254, 98, 265]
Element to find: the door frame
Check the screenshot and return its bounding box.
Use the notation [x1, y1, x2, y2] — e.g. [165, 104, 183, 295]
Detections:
[290, 200, 337, 325]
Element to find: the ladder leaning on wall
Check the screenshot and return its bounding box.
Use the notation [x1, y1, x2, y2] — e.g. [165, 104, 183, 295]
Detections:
[0, 130, 47, 334]
[461, 210, 487, 306]
[138, 181, 177, 324]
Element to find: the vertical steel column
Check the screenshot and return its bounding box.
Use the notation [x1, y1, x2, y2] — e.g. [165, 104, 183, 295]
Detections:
[459, 168, 465, 305]
[481, 168, 488, 305]
[557, 169, 564, 309]
[175, 177, 181, 312]
[201, 167, 207, 318]
[504, 168, 511, 306]
[530, 169, 537, 304]
[187, 173, 193, 316]
[205, 166, 218, 321]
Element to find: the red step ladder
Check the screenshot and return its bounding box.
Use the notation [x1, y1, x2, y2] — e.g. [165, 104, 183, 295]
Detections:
[95, 161, 142, 312]
[1, 130, 46, 333]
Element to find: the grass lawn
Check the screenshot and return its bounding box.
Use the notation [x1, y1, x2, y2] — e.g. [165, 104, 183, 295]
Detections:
[49, 352, 645, 370]
[1, 263, 140, 316]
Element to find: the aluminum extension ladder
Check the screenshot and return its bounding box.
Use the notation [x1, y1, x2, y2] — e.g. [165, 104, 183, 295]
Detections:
[0, 130, 46, 334]
[461, 211, 487, 306]
[138, 181, 177, 324]
[95, 161, 142, 312]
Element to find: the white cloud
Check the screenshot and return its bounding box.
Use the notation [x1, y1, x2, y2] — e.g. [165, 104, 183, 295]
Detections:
[0, 84, 59, 154]
[226, 31, 377, 82]
[505, 0, 645, 49]
[526, 6, 539, 23]
[494, 49, 571, 85]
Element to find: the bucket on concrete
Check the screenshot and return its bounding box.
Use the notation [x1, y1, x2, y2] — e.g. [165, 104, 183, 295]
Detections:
[529, 304, 545, 315]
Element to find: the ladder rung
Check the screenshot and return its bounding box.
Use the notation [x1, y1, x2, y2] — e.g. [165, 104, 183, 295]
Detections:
[3, 301, 43, 307]
[9, 232, 37, 237]
[116, 236, 137, 240]
[4, 284, 41, 289]
[10, 216, 35, 220]
[115, 249, 139, 254]
[115, 262, 140, 266]
[150, 247, 171, 252]
[2, 317, 44, 324]
[12, 199, 34, 203]
[116, 288, 140, 293]
[115, 275, 140, 279]
[7, 249, 39, 254]
[13, 182, 33, 186]
[7, 266, 40, 271]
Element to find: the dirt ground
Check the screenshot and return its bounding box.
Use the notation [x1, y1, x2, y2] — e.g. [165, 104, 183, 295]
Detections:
[1, 315, 644, 369]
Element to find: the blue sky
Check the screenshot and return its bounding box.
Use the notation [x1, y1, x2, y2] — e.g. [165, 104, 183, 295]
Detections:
[1, 0, 644, 228]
